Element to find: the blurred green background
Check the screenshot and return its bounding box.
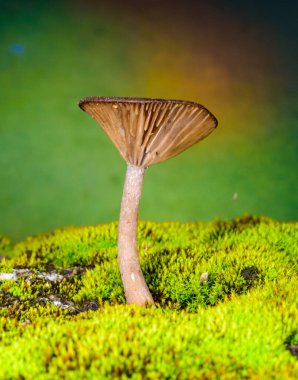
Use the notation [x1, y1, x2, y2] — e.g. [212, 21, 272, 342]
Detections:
[0, 0, 297, 241]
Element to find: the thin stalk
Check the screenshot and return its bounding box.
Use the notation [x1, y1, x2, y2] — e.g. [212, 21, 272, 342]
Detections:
[118, 164, 155, 306]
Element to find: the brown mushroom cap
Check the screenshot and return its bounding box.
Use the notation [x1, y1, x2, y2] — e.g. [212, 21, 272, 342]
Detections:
[79, 96, 218, 167]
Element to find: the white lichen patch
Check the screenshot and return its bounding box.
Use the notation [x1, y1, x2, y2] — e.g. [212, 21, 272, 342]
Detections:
[39, 296, 77, 312]
[0, 268, 82, 283]
[0, 272, 17, 281]
[51, 300, 72, 310]
[38, 272, 64, 282]
[0, 269, 30, 281]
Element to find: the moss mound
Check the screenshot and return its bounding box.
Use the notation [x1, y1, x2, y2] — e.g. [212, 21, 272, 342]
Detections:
[0, 216, 297, 379]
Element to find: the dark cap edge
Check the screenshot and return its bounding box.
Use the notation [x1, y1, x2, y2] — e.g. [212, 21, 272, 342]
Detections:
[78, 96, 218, 127]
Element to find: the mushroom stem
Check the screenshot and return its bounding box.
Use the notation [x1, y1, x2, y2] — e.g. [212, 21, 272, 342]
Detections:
[118, 164, 155, 306]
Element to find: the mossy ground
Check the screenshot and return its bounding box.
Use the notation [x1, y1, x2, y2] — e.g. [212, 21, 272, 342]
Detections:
[0, 216, 297, 379]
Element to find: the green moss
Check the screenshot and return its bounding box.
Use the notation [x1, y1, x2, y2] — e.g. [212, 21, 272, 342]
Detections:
[0, 216, 297, 379]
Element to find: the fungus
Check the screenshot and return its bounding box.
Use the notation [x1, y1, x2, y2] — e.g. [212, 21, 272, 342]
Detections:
[78, 96, 218, 307]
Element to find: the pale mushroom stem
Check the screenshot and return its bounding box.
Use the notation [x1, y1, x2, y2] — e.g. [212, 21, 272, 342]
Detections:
[118, 163, 155, 306]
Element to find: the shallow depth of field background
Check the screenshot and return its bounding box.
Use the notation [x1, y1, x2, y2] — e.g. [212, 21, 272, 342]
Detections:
[0, 0, 297, 241]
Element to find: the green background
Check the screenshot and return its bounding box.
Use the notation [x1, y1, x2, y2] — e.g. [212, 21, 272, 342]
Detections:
[0, 0, 297, 241]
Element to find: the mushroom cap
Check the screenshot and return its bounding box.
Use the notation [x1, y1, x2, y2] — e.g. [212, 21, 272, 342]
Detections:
[79, 96, 218, 167]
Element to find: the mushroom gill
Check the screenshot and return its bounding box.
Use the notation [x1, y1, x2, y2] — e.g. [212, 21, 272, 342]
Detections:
[79, 97, 217, 168]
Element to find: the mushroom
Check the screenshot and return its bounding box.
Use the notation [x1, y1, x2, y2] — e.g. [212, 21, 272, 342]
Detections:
[78, 96, 218, 307]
